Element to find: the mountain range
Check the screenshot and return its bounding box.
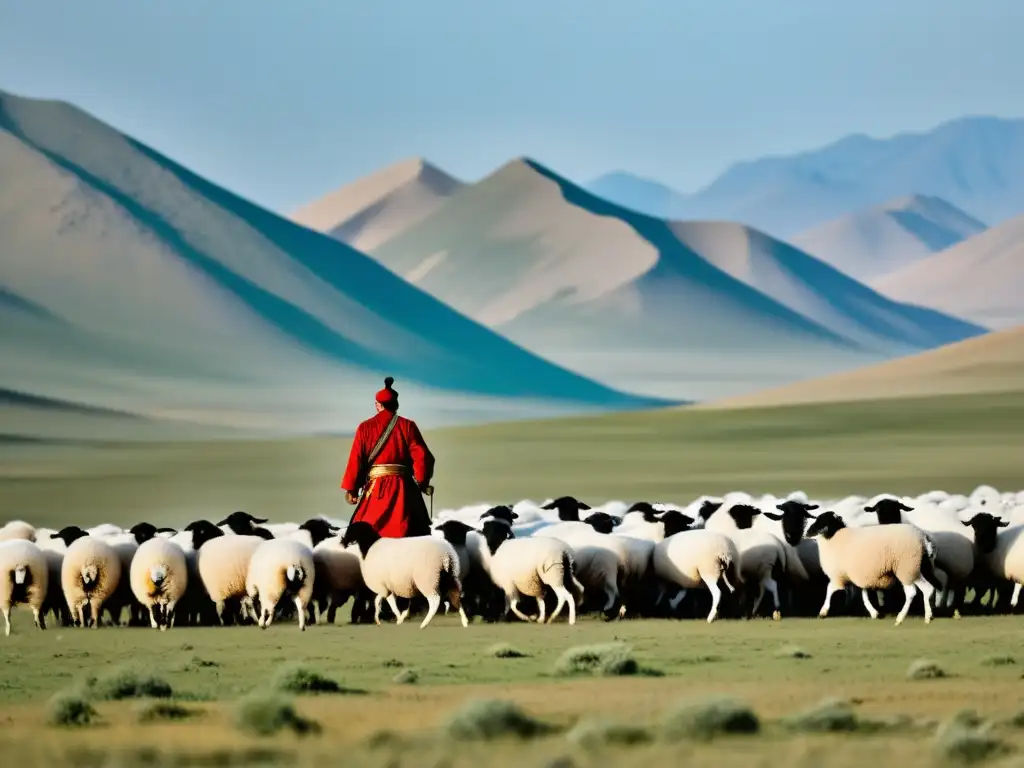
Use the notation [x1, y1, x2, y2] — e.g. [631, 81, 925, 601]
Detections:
[873, 212, 1024, 331]
[791, 194, 987, 282]
[289, 158, 463, 252]
[362, 158, 985, 400]
[585, 116, 1024, 238]
[0, 90, 653, 437]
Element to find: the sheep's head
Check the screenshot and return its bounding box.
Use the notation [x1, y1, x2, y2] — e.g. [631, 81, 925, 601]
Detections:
[962, 512, 1009, 555]
[626, 502, 661, 523]
[480, 505, 517, 526]
[727, 504, 761, 530]
[804, 511, 845, 540]
[129, 522, 176, 545]
[298, 518, 340, 546]
[216, 510, 269, 535]
[434, 520, 474, 548]
[697, 499, 723, 521]
[863, 498, 913, 525]
[541, 496, 591, 521]
[50, 526, 89, 547]
[765, 500, 819, 546]
[583, 512, 619, 534]
[339, 521, 380, 558]
[480, 519, 515, 554]
[660, 510, 696, 538]
[183, 519, 225, 549]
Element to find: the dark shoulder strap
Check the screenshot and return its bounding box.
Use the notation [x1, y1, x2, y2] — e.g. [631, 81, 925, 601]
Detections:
[366, 412, 400, 465]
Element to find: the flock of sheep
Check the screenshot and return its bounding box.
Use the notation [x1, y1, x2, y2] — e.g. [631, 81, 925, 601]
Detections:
[2, 484, 1024, 635]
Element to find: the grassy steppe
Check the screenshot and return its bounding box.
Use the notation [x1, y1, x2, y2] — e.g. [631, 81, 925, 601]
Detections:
[2, 612, 1024, 767]
[2, 390, 1022, 527]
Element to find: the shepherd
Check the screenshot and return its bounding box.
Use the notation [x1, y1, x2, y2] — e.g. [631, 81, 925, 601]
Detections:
[341, 377, 435, 538]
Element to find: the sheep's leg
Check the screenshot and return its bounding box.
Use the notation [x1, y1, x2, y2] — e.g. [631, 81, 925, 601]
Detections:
[2, 605, 10, 637]
[166, 601, 177, 629]
[564, 587, 576, 625]
[1011, 583, 1022, 608]
[913, 577, 935, 624]
[149, 606, 159, 629]
[749, 578, 767, 619]
[420, 594, 442, 629]
[895, 583, 919, 626]
[705, 580, 723, 623]
[373, 594, 385, 625]
[765, 577, 781, 621]
[818, 582, 843, 618]
[32, 605, 45, 631]
[861, 589, 880, 619]
[88, 598, 101, 629]
[668, 588, 688, 612]
[446, 587, 469, 628]
[536, 593, 548, 624]
[261, 603, 274, 629]
[509, 597, 533, 623]
[215, 600, 228, 626]
[386, 594, 404, 624]
[294, 596, 306, 631]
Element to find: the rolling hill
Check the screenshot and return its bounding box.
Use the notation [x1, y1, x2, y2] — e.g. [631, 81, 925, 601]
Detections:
[586, 116, 1024, 237]
[584, 171, 687, 219]
[289, 157, 463, 251]
[791, 195, 987, 282]
[697, 324, 1024, 410]
[872, 213, 1024, 330]
[0, 90, 654, 438]
[369, 158, 986, 401]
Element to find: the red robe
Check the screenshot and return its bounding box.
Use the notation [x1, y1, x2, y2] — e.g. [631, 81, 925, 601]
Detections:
[341, 410, 434, 538]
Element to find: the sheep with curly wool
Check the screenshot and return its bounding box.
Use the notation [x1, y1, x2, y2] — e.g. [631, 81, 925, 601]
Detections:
[0, 520, 36, 543]
[804, 511, 940, 625]
[651, 511, 741, 623]
[184, 520, 262, 625]
[341, 522, 467, 629]
[474, 519, 583, 626]
[53, 526, 122, 628]
[129, 537, 188, 630]
[0, 540, 48, 635]
[245, 537, 315, 630]
[865, 498, 977, 617]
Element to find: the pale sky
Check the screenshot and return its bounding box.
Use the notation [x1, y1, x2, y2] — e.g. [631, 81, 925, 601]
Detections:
[1, 0, 1021, 212]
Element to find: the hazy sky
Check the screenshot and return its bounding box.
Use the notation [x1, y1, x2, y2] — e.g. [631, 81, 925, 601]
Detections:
[2, 1, 1021, 212]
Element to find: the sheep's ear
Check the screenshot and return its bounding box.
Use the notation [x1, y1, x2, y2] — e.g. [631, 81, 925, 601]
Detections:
[999, 520, 1010, 528]
[863, 504, 877, 513]
[215, 518, 229, 526]
[253, 516, 269, 524]
[763, 511, 783, 520]
[49, 531, 62, 539]
[804, 503, 819, 511]
[961, 516, 976, 526]
[578, 501, 591, 510]
[899, 502, 913, 512]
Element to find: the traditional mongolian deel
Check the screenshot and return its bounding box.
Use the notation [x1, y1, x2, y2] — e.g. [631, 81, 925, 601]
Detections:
[341, 378, 435, 538]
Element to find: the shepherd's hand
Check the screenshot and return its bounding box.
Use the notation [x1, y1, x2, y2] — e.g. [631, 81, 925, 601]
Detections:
[345, 491, 358, 505]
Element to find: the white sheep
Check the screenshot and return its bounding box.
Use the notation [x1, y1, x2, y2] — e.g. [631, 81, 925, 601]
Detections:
[129, 537, 188, 630]
[53, 527, 122, 628]
[0, 540, 48, 635]
[246, 538, 315, 630]
[341, 522, 468, 629]
[572, 545, 622, 617]
[183, 520, 263, 625]
[805, 511, 940, 625]
[0, 520, 36, 542]
[651, 513, 741, 623]
[473, 520, 583, 625]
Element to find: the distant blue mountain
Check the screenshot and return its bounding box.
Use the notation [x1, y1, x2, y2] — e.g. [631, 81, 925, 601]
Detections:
[586, 116, 1024, 238]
